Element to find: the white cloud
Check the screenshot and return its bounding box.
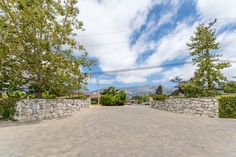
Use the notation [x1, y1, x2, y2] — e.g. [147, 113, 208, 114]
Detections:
[217, 31, 236, 59]
[159, 0, 236, 82]
[162, 64, 196, 81]
[88, 78, 115, 85]
[223, 64, 236, 81]
[77, 0, 181, 83]
[115, 68, 162, 84]
[197, 0, 236, 19]
[145, 22, 197, 66]
[77, 0, 157, 71]
[196, 0, 236, 29]
[218, 31, 236, 80]
[78, 0, 236, 85]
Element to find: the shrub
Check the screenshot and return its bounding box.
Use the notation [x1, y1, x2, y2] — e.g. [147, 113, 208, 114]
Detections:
[218, 95, 236, 118]
[100, 94, 113, 106]
[111, 96, 122, 106]
[42, 91, 57, 99]
[170, 90, 179, 96]
[27, 94, 36, 99]
[0, 98, 17, 120]
[153, 94, 168, 101]
[7, 91, 26, 99]
[91, 99, 98, 105]
[100, 88, 126, 106]
[223, 82, 236, 93]
[180, 82, 219, 98]
[131, 95, 149, 104]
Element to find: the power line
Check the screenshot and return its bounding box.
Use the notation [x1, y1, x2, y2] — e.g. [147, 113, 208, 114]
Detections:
[78, 30, 130, 37]
[81, 41, 128, 47]
[76, 18, 236, 38]
[89, 61, 191, 75]
[88, 60, 236, 75]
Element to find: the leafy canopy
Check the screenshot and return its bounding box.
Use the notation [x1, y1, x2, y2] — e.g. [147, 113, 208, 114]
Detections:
[0, 0, 94, 97]
[100, 87, 126, 106]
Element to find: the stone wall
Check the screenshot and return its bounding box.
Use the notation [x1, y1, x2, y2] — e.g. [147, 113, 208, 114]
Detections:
[14, 99, 90, 122]
[150, 98, 219, 118]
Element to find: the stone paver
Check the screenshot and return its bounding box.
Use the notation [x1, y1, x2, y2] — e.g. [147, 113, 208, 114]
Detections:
[0, 105, 236, 157]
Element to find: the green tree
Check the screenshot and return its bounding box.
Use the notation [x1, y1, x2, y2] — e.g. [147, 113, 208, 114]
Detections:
[170, 76, 186, 94]
[156, 85, 163, 95]
[100, 87, 126, 106]
[187, 23, 230, 90]
[100, 87, 119, 95]
[0, 0, 94, 97]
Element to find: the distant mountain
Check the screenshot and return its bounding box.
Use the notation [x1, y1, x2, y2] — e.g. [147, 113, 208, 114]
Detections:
[120, 85, 175, 97]
[88, 85, 175, 98]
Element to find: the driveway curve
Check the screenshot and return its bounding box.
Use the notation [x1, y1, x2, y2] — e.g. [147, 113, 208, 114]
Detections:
[0, 105, 236, 157]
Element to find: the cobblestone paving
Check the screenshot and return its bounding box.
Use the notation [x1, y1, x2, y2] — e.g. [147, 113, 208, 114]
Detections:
[0, 105, 236, 157]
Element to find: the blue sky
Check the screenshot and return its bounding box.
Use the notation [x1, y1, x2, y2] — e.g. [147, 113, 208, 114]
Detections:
[77, 0, 236, 91]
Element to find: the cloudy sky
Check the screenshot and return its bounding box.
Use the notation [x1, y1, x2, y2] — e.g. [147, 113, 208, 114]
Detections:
[76, 0, 236, 91]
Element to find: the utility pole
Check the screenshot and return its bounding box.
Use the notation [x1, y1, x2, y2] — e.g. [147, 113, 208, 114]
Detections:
[96, 79, 100, 106]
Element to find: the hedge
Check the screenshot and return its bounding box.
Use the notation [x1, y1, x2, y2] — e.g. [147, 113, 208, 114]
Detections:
[218, 95, 236, 118]
[180, 82, 219, 98]
[0, 98, 17, 120]
[153, 94, 168, 101]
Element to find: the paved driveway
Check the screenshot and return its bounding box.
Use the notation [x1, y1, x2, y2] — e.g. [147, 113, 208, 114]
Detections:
[0, 105, 236, 157]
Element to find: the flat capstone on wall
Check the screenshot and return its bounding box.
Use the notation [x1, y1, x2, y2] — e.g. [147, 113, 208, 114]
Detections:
[150, 98, 219, 118]
[14, 99, 90, 122]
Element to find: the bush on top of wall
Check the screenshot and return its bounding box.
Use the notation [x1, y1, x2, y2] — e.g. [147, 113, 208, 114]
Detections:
[153, 95, 168, 101]
[180, 82, 219, 98]
[218, 95, 236, 118]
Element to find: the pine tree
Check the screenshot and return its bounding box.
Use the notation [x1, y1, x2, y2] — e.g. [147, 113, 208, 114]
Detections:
[156, 85, 163, 95]
[187, 23, 230, 90]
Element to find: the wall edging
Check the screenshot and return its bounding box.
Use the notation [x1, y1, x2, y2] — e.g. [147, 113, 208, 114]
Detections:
[14, 99, 90, 122]
[150, 98, 219, 118]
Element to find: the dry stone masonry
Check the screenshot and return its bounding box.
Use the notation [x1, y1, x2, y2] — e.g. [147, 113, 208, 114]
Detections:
[14, 99, 90, 122]
[150, 98, 219, 118]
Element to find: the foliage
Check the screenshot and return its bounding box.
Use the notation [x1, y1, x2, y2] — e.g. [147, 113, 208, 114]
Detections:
[223, 82, 236, 93]
[156, 85, 163, 95]
[218, 95, 236, 118]
[153, 95, 168, 101]
[100, 87, 126, 106]
[100, 94, 113, 106]
[169, 90, 180, 96]
[0, 0, 94, 98]
[131, 95, 149, 104]
[7, 91, 26, 99]
[170, 76, 184, 84]
[114, 90, 126, 105]
[91, 99, 98, 105]
[27, 94, 36, 99]
[187, 23, 230, 90]
[100, 87, 119, 95]
[0, 98, 17, 120]
[180, 82, 219, 98]
[42, 92, 57, 99]
[170, 76, 187, 94]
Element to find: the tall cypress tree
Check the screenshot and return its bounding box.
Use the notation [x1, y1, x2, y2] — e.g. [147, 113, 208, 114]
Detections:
[187, 23, 230, 90]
